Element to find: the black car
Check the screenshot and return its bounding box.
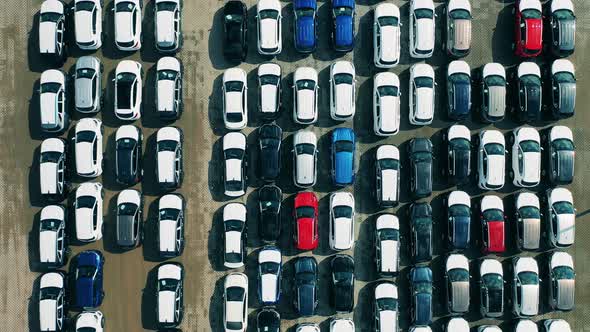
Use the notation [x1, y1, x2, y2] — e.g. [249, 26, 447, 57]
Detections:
[516, 64, 542, 122]
[256, 308, 280, 332]
[294, 256, 318, 317]
[115, 125, 143, 185]
[223, 0, 248, 62]
[410, 202, 433, 263]
[331, 254, 354, 313]
[410, 266, 433, 326]
[258, 185, 281, 243]
[258, 124, 282, 181]
[548, 126, 575, 185]
[408, 138, 433, 199]
[445, 125, 471, 184]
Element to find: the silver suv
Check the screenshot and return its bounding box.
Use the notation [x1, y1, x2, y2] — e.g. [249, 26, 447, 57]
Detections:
[74, 56, 103, 113]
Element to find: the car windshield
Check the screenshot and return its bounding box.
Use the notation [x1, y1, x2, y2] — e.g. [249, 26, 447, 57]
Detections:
[520, 140, 540, 153]
[519, 206, 540, 219]
[414, 217, 432, 235]
[415, 9, 434, 19]
[159, 278, 178, 291]
[518, 271, 539, 285]
[260, 262, 280, 275]
[40, 219, 61, 231]
[485, 75, 506, 87]
[483, 274, 503, 290]
[77, 68, 95, 79]
[259, 9, 279, 20]
[226, 286, 245, 301]
[76, 130, 96, 143]
[450, 73, 470, 85]
[413, 152, 431, 163]
[296, 206, 315, 219]
[40, 287, 61, 300]
[334, 270, 352, 283]
[77, 265, 96, 278]
[333, 206, 352, 219]
[334, 73, 353, 85]
[376, 297, 397, 311]
[553, 266, 575, 280]
[40, 12, 62, 22]
[378, 86, 399, 96]
[450, 9, 471, 19]
[521, 9, 541, 19]
[296, 271, 315, 284]
[261, 138, 279, 150]
[225, 180, 243, 192]
[225, 81, 243, 92]
[225, 12, 244, 24]
[296, 79, 316, 90]
[160, 208, 180, 221]
[116, 2, 135, 12]
[484, 143, 504, 155]
[224, 148, 244, 160]
[76, 1, 95, 12]
[226, 112, 244, 122]
[554, 9, 575, 20]
[158, 70, 177, 81]
[553, 201, 574, 214]
[448, 268, 469, 282]
[552, 139, 574, 151]
[378, 16, 398, 26]
[40, 151, 61, 163]
[156, 1, 177, 12]
[414, 77, 434, 88]
[158, 140, 177, 152]
[451, 138, 470, 151]
[41, 82, 61, 94]
[521, 74, 541, 87]
[379, 228, 399, 241]
[296, 143, 315, 155]
[554, 72, 575, 84]
[260, 74, 280, 86]
[77, 196, 96, 209]
[335, 141, 353, 153]
[449, 204, 470, 217]
[379, 158, 399, 170]
[483, 209, 503, 222]
[295, 8, 315, 18]
[334, 6, 353, 17]
[224, 219, 243, 232]
[413, 281, 432, 294]
[118, 203, 138, 216]
[117, 138, 136, 153]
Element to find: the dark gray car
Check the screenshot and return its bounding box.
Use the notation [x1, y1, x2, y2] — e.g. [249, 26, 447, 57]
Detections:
[116, 189, 143, 248]
[408, 138, 433, 199]
[550, 60, 576, 119]
[549, 0, 576, 57]
[410, 266, 433, 326]
[548, 126, 575, 185]
[74, 56, 103, 113]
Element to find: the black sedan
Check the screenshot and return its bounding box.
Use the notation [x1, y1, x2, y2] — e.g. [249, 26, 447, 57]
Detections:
[258, 185, 281, 243]
[331, 254, 354, 313]
[258, 123, 282, 182]
[408, 138, 433, 199]
[223, 0, 248, 62]
[410, 202, 433, 263]
[256, 308, 280, 332]
[410, 266, 433, 326]
[115, 125, 143, 185]
[294, 256, 318, 317]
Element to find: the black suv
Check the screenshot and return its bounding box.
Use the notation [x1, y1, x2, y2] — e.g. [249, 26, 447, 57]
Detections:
[410, 202, 433, 263]
[115, 125, 143, 185]
[408, 138, 433, 198]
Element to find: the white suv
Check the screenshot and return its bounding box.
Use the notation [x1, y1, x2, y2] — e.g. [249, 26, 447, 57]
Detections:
[546, 187, 575, 248]
[40, 69, 68, 133]
[114, 0, 142, 51]
[410, 0, 435, 58]
[74, 0, 103, 50]
[223, 68, 248, 130]
[154, 0, 182, 52]
[40, 138, 67, 199]
[39, 271, 66, 332]
[293, 67, 319, 124]
[115, 60, 143, 120]
[409, 64, 435, 125]
[156, 57, 183, 119]
[511, 127, 541, 187]
[373, 2, 401, 68]
[75, 182, 104, 242]
[375, 214, 400, 276]
[224, 273, 248, 332]
[373, 72, 400, 136]
[478, 130, 505, 190]
[293, 130, 318, 188]
[156, 127, 183, 189]
[39, 205, 67, 268]
[375, 145, 400, 207]
[329, 192, 355, 250]
[74, 118, 103, 177]
[75, 311, 104, 332]
[39, 0, 66, 59]
[330, 61, 355, 121]
[257, 0, 282, 55]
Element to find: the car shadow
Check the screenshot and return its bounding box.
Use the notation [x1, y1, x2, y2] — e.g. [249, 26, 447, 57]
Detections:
[354, 214, 376, 282]
[102, 194, 127, 254]
[313, 131, 333, 194]
[277, 194, 297, 257]
[28, 210, 42, 273]
[207, 74, 226, 136]
[207, 205, 226, 272]
[28, 145, 44, 208]
[141, 265, 159, 330]
[316, 256, 335, 317]
[207, 136, 231, 202]
[316, 66, 339, 129]
[208, 276, 226, 330]
[27, 274, 42, 332]
[208, 7, 239, 70]
[354, 147, 378, 214]
[492, 2, 518, 65]
[353, 281, 374, 331]
[246, 190, 261, 248]
[140, 63, 165, 129]
[275, 2, 309, 64]
[139, 0, 160, 63]
[353, 10, 376, 78]
[140, 131, 161, 196]
[311, 1, 340, 63]
[27, 12, 65, 73]
[312, 194, 333, 257]
[143, 198, 167, 262]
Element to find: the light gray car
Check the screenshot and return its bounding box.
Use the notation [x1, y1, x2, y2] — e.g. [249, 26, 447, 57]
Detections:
[74, 56, 103, 113]
[548, 251, 575, 311]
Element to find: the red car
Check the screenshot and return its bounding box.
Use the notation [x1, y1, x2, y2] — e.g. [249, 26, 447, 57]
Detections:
[481, 195, 505, 254]
[514, 0, 543, 57]
[294, 192, 319, 250]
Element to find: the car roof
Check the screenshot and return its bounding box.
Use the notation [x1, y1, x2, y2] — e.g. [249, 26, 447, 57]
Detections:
[376, 214, 399, 230]
[223, 202, 246, 221]
[158, 262, 183, 280]
[375, 2, 400, 18]
[376, 144, 399, 160]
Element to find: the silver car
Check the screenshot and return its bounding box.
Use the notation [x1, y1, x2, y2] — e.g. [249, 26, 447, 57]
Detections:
[548, 251, 575, 311]
[75, 56, 103, 113]
[445, 254, 469, 315]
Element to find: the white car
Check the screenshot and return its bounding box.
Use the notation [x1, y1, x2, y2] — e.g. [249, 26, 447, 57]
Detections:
[375, 214, 400, 276]
[223, 68, 248, 130]
[157, 262, 184, 328]
[330, 318, 354, 332]
[373, 72, 400, 136]
[223, 203, 247, 269]
[224, 272, 248, 332]
[374, 282, 398, 332]
[74, 118, 103, 177]
[223, 132, 247, 197]
[444, 0, 472, 57]
[75, 311, 104, 332]
[410, 327, 432, 332]
[546, 187, 575, 248]
[39, 271, 65, 332]
[481, 63, 507, 122]
[39, 205, 67, 268]
[258, 246, 281, 305]
[154, 0, 182, 52]
[512, 256, 539, 317]
[478, 130, 505, 190]
[479, 258, 504, 318]
[74, 0, 103, 50]
[114, 0, 142, 51]
[330, 61, 355, 121]
[445, 254, 470, 314]
[446, 317, 469, 332]
[156, 57, 183, 119]
[376, 145, 400, 207]
[40, 69, 68, 133]
[258, 63, 282, 119]
[115, 60, 142, 120]
[39, 0, 66, 59]
[297, 324, 320, 332]
[511, 127, 541, 187]
[373, 2, 401, 68]
[293, 130, 318, 188]
[329, 192, 355, 250]
[515, 192, 541, 251]
[409, 0, 435, 58]
[409, 64, 435, 125]
[548, 251, 575, 311]
[478, 326, 502, 332]
[257, 0, 282, 55]
[515, 320, 538, 332]
[40, 138, 67, 199]
[158, 194, 185, 258]
[75, 182, 103, 242]
[293, 67, 319, 124]
[156, 126, 184, 189]
[544, 319, 571, 332]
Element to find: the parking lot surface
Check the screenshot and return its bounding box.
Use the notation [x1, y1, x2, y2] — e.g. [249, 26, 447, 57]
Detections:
[1, 0, 590, 331]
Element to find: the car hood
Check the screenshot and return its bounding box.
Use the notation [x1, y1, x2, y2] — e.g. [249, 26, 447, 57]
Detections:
[115, 12, 135, 42]
[334, 15, 353, 48]
[296, 16, 315, 49]
[486, 155, 504, 186]
[415, 19, 434, 51]
[261, 274, 278, 302]
[76, 208, 94, 240]
[297, 90, 316, 120]
[159, 219, 177, 253]
[158, 80, 175, 111]
[39, 299, 57, 331]
[75, 11, 94, 43]
[39, 22, 57, 53]
[260, 84, 278, 113]
[40, 163, 57, 194]
[379, 311, 397, 332]
[156, 11, 176, 45]
[296, 154, 315, 185]
[525, 19, 543, 50]
[40, 231, 57, 263]
[380, 26, 399, 62]
[260, 19, 279, 49]
[335, 84, 353, 117]
[381, 240, 398, 272]
[556, 214, 575, 246]
[522, 218, 540, 249]
[415, 88, 434, 120]
[158, 290, 176, 323]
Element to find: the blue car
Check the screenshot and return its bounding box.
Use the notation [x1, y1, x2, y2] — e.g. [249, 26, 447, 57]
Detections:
[74, 250, 104, 309]
[293, 0, 318, 53]
[410, 266, 433, 326]
[331, 0, 355, 52]
[331, 128, 356, 186]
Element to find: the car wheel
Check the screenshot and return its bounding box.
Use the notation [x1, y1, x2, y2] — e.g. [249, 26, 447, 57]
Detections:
[101, 316, 105, 327]
[509, 171, 514, 179]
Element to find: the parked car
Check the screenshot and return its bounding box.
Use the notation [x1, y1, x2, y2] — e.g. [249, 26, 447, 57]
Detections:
[410, 327, 432, 332]
[74, 56, 103, 113]
[116, 189, 143, 249]
[410, 202, 433, 263]
[409, 0, 435, 58]
[258, 63, 282, 120]
[479, 327, 502, 332]
[156, 56, 183, 119]
[514, 192, 541, 251]
[258, 123, 282, 181]
[257, 308, 280, 332]
[480, 195, 505, 254]
[115, 125, 142, 185]
[40, 69, 68, 133]
[39, 0, 66, 60]
[75, 183, 103, 243]
[332, 128, 356, 187]
[294, 192, 318, 250]
[446, 317, 469, 332]
[293, 130, 318, 188]
[293, 67, 319, 124]
[447, 60, 472, 120]
[515, 320, 538, 332]
[39, 271, 66, 332]
[410, 266, 433, 325]
[445, 125, 471, 184]
[447, 190, 471, 250]
[223, 203, 247, 269]
[224, 272, 248, 331]
[39, 205, 67, 269]
[375, 214, 400, 276]
[257, 0, 282, 55]
[550, 59, 576, 119]
[259, 185, 281, 243]
[294, 256, 318, 316]
[480, 63, 507, 122]
[293, 0, 318, 53]
[297, 324, 319, 332]
[331, 0, 355, 52]
[546, 187, 575, 248]
[375, 145, 400, 207]
[544, 319, 571, 332]
[408, 138, 433, 198]
[548, 251, 575, 311]
[331, 254, 354, 313]
[329, 192, 355, 251]
[445, 254, 470, 315]
[258, 246, 282, 306]
[477, 130, 505, 190]
[516, 62, 542, 122]
[374, 281, 399, 332]
[75, 310, 104, 332]
[223, 0, 248, 62]
[223, 132, 247, 197]
[75, 118, 103, 178]
[330, 318, 354, 332]
[549, 0, 576, 57]
[73, 250, 105, 309]
[511, 127, 541, 187]
[40, 138, 67, 200]
[114, 60, 142, 120]
[409, 64, 435, 125]
[445, 0, 472, 57]
[373, 72, 400, 136]
[156, 262, 184, 329]
[223, 68, 248, 130]
[512, 256, 540, 317]
[154, 0, 182, 52]
[480, 259, 504, 318]
[373, 2, 401, 68]
[330, 61, 356, 120]
[547, 125, 575, 185]
[114, 0, 142, 51]
[158, 194, 185, 258]
[156, 127, 184, 190]
[514, 0, 543, 57]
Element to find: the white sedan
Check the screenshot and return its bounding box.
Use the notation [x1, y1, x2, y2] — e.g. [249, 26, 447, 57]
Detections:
[478, 130, 505, 190]
[74, 0, 103, 50]
[74, 118, 103, 177]
[293, 67, 319, 124]
[39, 271, 65, 332]
[115, 60, 143, 120]
[224, 272, 248, 332]
[329, 192, 355, 250]
[409, 0, 435, 58]
[156, 56, 183, 119]
[511, 127, 541, 187]
[157, 263, 184, 328]
[373, 72, 400, 136]
[258, 246, 281, 305]
[373, 2, 401, 68]
[546, 187, 575, 248]
[75, 182, 103, 242]
[223, 203, 247, 269]
[293, 130, 318, 188]
[330, 61, 355, 121]
[257, 0, 282, 55]
[545, 320, 572, 332]
[223, 68, 248, 130]
[75, 311, 104, 332]
[114, 0, 142, 51]
[223, 132, 247, 197]
[39, 0, 66, 59]
[409, 64, 435, 125]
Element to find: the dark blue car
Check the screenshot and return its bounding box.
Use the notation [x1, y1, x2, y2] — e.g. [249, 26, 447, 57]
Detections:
[331, 128, 355, 187]
[331, 0, 355, 52]
[293, 0, 318, 53]
[294, 256, 318, 317]
[447, 61, 472, 120]
[410, 266, 433, 326]
[74, 250, 104, 309]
